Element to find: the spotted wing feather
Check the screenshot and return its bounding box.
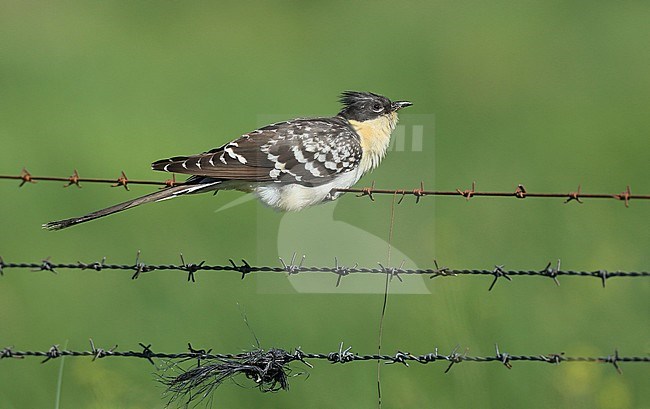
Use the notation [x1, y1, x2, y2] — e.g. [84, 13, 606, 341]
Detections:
[151, 117, 362, 186]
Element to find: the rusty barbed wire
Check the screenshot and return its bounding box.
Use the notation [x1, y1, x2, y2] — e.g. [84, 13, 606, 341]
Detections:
[0, 253, 647, 289]
[1, 168, 176, 189]
[2, 169, 648, 206]
[342, 181, 645, 207]
[3, 340, 647, 404]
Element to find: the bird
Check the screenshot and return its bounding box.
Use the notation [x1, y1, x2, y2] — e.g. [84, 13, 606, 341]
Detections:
[44, 91, 412, 230]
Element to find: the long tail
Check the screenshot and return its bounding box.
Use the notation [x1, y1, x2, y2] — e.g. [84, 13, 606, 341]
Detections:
[43, 182, 219, 231]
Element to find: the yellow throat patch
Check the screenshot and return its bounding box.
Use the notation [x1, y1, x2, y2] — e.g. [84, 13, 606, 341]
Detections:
[348, 112, 398, 173]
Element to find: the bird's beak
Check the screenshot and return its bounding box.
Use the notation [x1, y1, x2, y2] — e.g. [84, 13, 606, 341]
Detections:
[391, 100, 413, 111]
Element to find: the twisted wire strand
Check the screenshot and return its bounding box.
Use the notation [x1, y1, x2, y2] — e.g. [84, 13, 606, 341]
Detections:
[1, 255, 646, 289]
[3, 341, 646, 369]
[1, 169, 647, 205]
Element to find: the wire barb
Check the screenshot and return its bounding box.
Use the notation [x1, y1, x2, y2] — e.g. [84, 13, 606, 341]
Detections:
[78, 257, 106, 271]
[89, 338, 117, 361]
[279, 253, 305, 275]
[429, 259, 453, 278]
[515, 184, 527, 199]
[139, 343, 155, 365]
[65, 169, 81, 188]
[387, 351, 411, 367]
[328, 342, 355, 363]
[398, 181, 427, 204]
[602, 349, 623, 374]
[229, 258, 253, 279]
[544, 352, 565, 365]
[179, 253, 205, 283]
[357, 180, 376, 201]
[614, 185, 632, 207]
[333, 257, 358, 287]
[541, 259, 562, 286]
[163, 174, 177, 188]
[456, 181, 476, 201]
[111, 171, 130, 191]
[488, 265, 511, 291]
[187, 343, 213, 367]
[565, 185, 584, 204]
[495, 344, 512, 369]
[0, 347, 23, 359]
[599, 269, 609, 288]
[131, 250, 155, 280]
[378, 260, 406, 282]
[444, 346, 466, 373]
[18, 168, 35, 187]
[33, 257, 56, 274]
[41, 345, 61, 363]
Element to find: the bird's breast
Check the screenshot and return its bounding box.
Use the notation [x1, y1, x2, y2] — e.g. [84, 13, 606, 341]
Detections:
[253, 170, 362, 211]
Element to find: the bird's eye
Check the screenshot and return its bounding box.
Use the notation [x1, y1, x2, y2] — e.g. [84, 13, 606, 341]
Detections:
[371, 103, 384, 112]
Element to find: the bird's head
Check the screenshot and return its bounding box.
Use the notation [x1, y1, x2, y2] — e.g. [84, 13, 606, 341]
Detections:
[337, 91, 413, 173]
[337, 91, 412, 122]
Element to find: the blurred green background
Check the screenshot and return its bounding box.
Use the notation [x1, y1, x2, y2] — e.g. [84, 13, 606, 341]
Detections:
[1, 1, 649, 408]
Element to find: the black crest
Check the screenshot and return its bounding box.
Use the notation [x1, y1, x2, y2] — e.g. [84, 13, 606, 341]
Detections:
[337, 91, 393, 122]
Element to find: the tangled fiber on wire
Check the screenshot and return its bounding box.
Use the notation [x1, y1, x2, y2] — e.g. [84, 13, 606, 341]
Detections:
[161, 348, 304, 406]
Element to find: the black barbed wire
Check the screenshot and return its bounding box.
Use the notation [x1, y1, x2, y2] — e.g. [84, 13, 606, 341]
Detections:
[0, 253, 647, 289]
[2, 340, 648, 404]
[1, 169, 648, 206]
[4, 169, 648, 406]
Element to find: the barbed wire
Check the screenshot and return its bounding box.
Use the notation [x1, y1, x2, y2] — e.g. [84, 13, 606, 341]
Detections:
[1, 253, 647, 289]
[6, 340, 644, 370]
[2, 169, 648, 206]
[0, 168, 172, 190]
[338, 181, 644, 207]
[3, 340, 647, 404]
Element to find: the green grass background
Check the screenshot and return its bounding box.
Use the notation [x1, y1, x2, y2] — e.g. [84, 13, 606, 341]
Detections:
[0, 1, 648, 408]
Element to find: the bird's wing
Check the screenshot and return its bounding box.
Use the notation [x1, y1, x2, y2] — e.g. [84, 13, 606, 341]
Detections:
[151, 118, 362, 186]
